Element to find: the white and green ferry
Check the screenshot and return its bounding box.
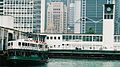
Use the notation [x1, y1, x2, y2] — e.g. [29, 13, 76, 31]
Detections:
[6, 39, 48, 64]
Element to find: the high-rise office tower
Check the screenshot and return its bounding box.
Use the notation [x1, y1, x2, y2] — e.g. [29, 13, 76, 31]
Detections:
[3, 0, 41, 33]
[46, 2, 67, 33]
[0, 0, 3, 15]
[67, 3, 74, 33]
[33, 0, 41, 33]
[115, 0, 120, 34]
[41, 0, 68, 33]
[4, 0, 34, 32]
[79, 0, 108, 34]
[74, 0, 81, 33]
[41, 0, 46, 33]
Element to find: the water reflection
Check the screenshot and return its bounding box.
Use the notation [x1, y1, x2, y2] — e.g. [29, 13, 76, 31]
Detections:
[47, 59, 120, 67]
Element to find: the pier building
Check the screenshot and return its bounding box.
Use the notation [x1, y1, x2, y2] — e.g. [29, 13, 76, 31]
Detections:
[44, 4, 119, 51]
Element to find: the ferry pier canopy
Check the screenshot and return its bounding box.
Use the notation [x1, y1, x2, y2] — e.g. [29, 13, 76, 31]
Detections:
[44, 4, 120, 51]
[0, 16, 14, 51]
[0, 16, 47, 51]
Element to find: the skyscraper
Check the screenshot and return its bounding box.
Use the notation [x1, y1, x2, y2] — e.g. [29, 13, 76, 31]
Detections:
[46, 2, 67, 33]
[3, 0, 41, 33]
[115, 0, 120, 34]
[74, 0, 81, 33]
[0, 0, 3, 15]
[4, 0, 34, 33]
[79, 0, 108, 34]
[33, 0, 41, 33]
[67, 3, 74, 33]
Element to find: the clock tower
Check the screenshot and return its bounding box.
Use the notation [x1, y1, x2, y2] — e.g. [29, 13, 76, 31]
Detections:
[103, 4, 115, 50]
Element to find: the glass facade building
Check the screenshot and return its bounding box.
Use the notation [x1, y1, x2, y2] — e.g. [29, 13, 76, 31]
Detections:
[83, 0, 107, 34]
[0, 0, 3, 15]
[115, 0, 120, 34]
[33, 0, 41, 33]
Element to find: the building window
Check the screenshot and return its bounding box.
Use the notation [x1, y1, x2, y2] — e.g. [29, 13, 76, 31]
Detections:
[47, 37, 49, 39]
[54, 37, 56, 40]
[8, 43, 10, 46]
[104, 15, 106, 19]
[58, 45, 60, 47]
[11, 42, 13, 46]
[50, 37, 53, 39]
[111, 15, 113, 19]
[90, 47, 92, 49]
[18, 42, 21, 46]
[63, 36, 65, 39]
[22, 42, 25, 46]
[73, 36, 75, 39]
[50, 46, 52, 48]
[54, 45, 56, 47]
[58, 37, 60, 40]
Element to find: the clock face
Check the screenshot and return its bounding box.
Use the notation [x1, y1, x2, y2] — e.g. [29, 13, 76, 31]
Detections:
[107, 7, 111, 12]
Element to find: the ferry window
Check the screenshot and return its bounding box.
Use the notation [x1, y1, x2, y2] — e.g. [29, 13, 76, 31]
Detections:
[35, 44, 37, 47]
[32, 44, 37, 47]
[47, 37, 49, 39]
[50, 37, 53, 39]
[62, 44, 64, 46]
[58, 45, 60, 47]
[93, 47, 95, 49]
[58, 37, 60, 40]
[22, 42, 25, 46]
[54, 37, 56, 40]
[82, 47, 84, 49]
[54, 45, 56, 47]
[90, 47, 92, 49]
[67, 44, 69, 46]
[28, 43, 30, 46]
[31, 44, 34, 47]
[39, 45, 42, 48]
[9, 51, 15, 56]
[8, 43, 10, 46]
[50, 46, 52, 48]
[18, 42, 21, 46]
[45, 45, 48, 48]
[16, 51, 21, 56]
[11, 42, 13, 46]
[25, 43, 27, 46]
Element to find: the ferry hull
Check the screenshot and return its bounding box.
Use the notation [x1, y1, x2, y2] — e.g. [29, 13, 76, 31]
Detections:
[6, 49, 48, 65]
[7, 56, 48, 64]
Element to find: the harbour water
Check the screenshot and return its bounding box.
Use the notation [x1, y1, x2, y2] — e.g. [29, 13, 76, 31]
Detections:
[3, 58, 120, 67]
